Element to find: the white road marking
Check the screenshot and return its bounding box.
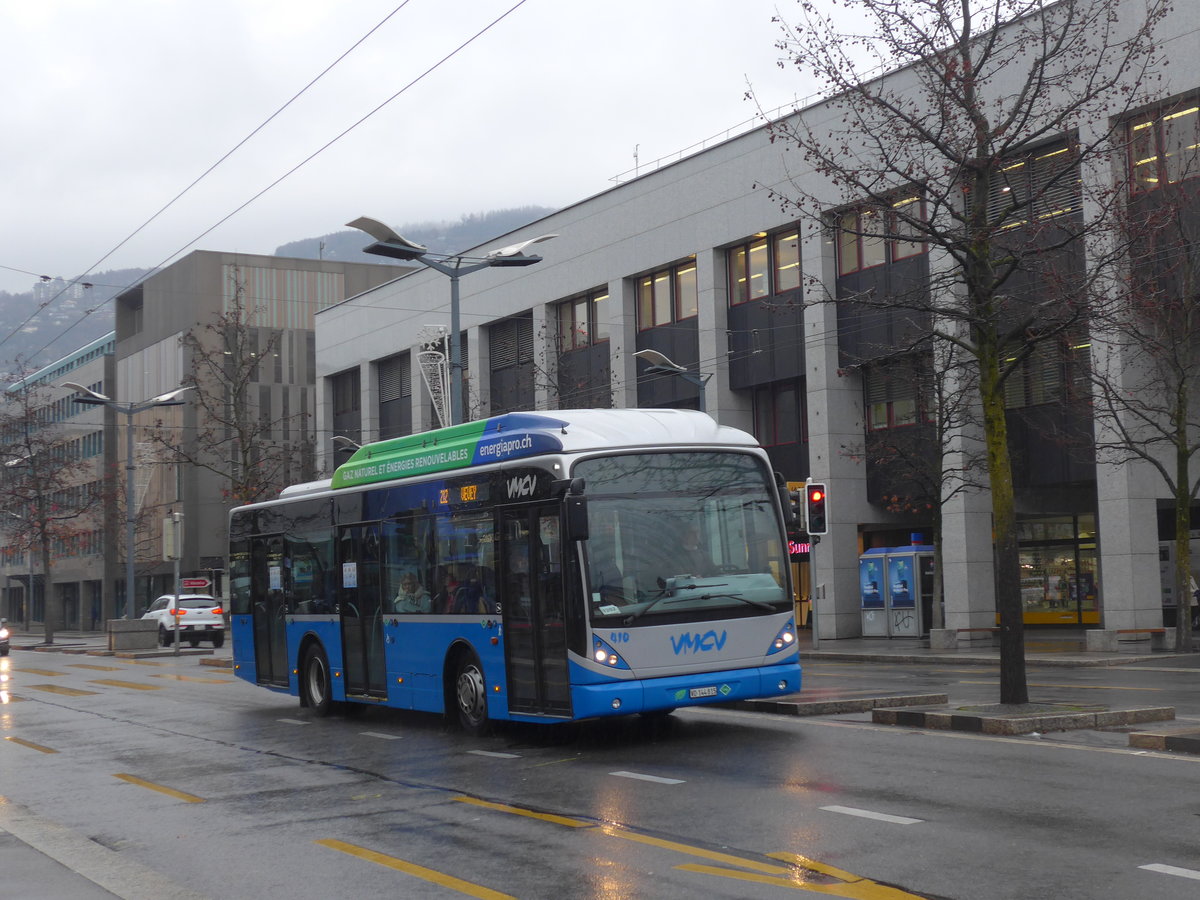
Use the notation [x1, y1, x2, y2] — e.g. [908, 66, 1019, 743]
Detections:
[276, 718, 309, 726]
[820, 805, 922, 825]
[468, 750, 521, 758]
[360, 731, 402, 740]
[1140, 863, 1200, 881]
[609, 770, 685, 785]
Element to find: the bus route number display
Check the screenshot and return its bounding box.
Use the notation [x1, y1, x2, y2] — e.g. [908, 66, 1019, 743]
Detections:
[439, 481, 489, 506]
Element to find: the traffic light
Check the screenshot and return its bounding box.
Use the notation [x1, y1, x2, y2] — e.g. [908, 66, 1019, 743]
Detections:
[805, 482, 828, 535]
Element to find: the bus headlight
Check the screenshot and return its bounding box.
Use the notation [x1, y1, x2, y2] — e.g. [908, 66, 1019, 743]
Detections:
[591, 636, 630, 670]
[767, 620, 797, 655]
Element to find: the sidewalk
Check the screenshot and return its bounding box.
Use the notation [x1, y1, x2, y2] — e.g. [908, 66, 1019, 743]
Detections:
[7, 627, 230, 663]
[797, 628, 1200, 668]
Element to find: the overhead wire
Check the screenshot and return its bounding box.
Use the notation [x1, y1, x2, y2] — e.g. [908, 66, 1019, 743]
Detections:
[22, 0, 531, 366]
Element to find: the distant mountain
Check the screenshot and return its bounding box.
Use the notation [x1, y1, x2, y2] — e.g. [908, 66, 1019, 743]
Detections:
[0, 267, 146, 373]
[273, 206, 558, 265]
[0, 207, 557, 374]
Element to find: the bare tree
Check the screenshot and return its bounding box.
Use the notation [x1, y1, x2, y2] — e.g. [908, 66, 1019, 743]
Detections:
[1092, 179, 1200, 649]
[769, 0, 1169, 702]
[0, 369, 101, 643]
[152, 269, 315, 504]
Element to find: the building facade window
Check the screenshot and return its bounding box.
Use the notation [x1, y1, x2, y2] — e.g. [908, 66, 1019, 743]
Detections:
[864, 357, 932, 430]
[837, 196, 926, 275]
[1130, 99, 1200, 192]
[752, 379, 806, 446]
[377, 352, 412, 441]
[728, 227, 801, 304]
[637, 261, 697, 329]
[557, 288, 609, 350]
[986, 141, 1080, 227]
[1003, 336, 1091, 409]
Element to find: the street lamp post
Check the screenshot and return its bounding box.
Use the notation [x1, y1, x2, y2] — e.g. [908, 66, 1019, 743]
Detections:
[633, 349, 713, 414]
[346, 217, 556, 426]
[61, 382, 193, 619]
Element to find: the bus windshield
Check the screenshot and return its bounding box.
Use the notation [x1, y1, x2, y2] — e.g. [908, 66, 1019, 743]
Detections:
[574, 451, 789, 626]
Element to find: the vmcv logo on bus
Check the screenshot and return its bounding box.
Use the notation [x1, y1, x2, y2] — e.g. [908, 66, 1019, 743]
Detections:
[670, 630, 728, 655]
[506, 474, 537, 499]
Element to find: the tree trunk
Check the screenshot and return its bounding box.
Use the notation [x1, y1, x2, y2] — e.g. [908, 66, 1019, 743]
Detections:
[40, 535, 54, 645]
[1175, 391, 1193, 650]
[980, 348, 1028, 704]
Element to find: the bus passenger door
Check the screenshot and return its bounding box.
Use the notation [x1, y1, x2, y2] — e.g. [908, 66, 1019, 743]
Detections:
[500, 505, 571, 717]
[338, 524, 387, 699]
[251, 535, 288, 688]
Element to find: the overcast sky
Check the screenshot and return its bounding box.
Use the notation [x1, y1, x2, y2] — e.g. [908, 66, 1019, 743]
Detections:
[0, 0, 822, 297]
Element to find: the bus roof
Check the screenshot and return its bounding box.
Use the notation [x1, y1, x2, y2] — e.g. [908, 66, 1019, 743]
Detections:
[329, 408, 757, 490]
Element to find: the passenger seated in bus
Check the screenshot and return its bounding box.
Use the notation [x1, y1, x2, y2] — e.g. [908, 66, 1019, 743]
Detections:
[394, 571, 431, 613]
[450, 566, 490, 615]
[431, 566, 460, 614]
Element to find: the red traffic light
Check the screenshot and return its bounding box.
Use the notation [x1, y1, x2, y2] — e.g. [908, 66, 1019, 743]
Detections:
[809, 489, 824, 502]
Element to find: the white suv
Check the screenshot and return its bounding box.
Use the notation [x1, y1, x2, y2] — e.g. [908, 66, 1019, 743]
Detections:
[142, 594, 226, 648]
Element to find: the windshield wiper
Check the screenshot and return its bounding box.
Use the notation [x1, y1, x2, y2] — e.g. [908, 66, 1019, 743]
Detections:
[698, 592, 776, 612]
[621, 583, 774, 625]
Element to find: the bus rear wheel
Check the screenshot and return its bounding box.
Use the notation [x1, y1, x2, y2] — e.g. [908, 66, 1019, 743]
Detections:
[302, 644, 333, 717]
[454, 654, 489, 735]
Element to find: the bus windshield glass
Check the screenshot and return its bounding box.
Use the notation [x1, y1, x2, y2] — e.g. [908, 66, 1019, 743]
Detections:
[574, 451, 789, 626]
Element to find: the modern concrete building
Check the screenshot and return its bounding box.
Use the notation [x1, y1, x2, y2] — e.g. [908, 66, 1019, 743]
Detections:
[1, 251, 406, 630]
[314, 0, 1200, 646]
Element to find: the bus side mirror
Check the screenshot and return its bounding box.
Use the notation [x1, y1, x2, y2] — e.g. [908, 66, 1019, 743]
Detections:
[565, 494, 589, 543]
[774, 471, 798, 526]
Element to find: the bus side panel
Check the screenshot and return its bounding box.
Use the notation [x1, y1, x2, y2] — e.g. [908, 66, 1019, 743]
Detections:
[396, 621, 513, 721]
[231, 614, 256, 684]
[286, 619, 344, 701]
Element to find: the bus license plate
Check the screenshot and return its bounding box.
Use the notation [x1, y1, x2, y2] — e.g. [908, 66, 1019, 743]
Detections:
[689, 686, 718, 699]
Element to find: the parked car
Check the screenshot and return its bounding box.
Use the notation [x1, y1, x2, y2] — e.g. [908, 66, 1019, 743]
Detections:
[0, 617, 9, 656]
[141, 595, 225, 648]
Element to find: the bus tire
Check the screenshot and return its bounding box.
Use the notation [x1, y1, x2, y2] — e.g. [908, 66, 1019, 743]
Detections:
[302, 644, 334, 717]
[453, 653, 489, 736]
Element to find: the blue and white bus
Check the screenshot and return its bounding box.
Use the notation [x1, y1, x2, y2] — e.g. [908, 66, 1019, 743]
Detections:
[228, 409, 801, 731]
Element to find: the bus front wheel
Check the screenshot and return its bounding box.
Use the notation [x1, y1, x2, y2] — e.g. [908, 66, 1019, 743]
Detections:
[302, 645, 333, 717]
[454, 654, 489, 735]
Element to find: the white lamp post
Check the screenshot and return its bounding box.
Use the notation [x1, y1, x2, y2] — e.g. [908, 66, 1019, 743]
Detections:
[346, 216, 556, 426]
[61, 382, 193, 619]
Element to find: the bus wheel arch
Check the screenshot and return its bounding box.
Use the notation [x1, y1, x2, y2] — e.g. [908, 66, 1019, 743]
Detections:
[446, 643, 490, 736]
[300, 638, 333, 717]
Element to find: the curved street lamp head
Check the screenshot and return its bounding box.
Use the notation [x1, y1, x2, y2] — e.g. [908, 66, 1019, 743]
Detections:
[60, 381, 111, 403]
[633, 349, 686, 373]
[484, 233, 559, 261]
[346, 216, 429, 261]
[148, 386, 194, 405]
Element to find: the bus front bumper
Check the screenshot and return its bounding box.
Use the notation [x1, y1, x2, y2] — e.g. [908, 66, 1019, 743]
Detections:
[571, 660, 801, 720]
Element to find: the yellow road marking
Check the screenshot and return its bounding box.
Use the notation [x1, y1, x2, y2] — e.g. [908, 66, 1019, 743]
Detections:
[315, 838, 515, 899]
[15, 668, 65, 677]
[25, 684, 99, 697]
[680, 860, 924, 897]
[150, 674, 232, 684]
[120, 659, 166, 666]
[5, 736, 57, 754]
[459, 796, 918, 891]
[89, 680, 161, 691]
[113, 774, 204, 803]
[67, 663, 124, 671]
[456, 797, 590, 828]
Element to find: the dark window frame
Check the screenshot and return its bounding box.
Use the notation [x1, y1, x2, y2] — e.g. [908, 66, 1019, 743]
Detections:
[636, 261, 698, 331]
